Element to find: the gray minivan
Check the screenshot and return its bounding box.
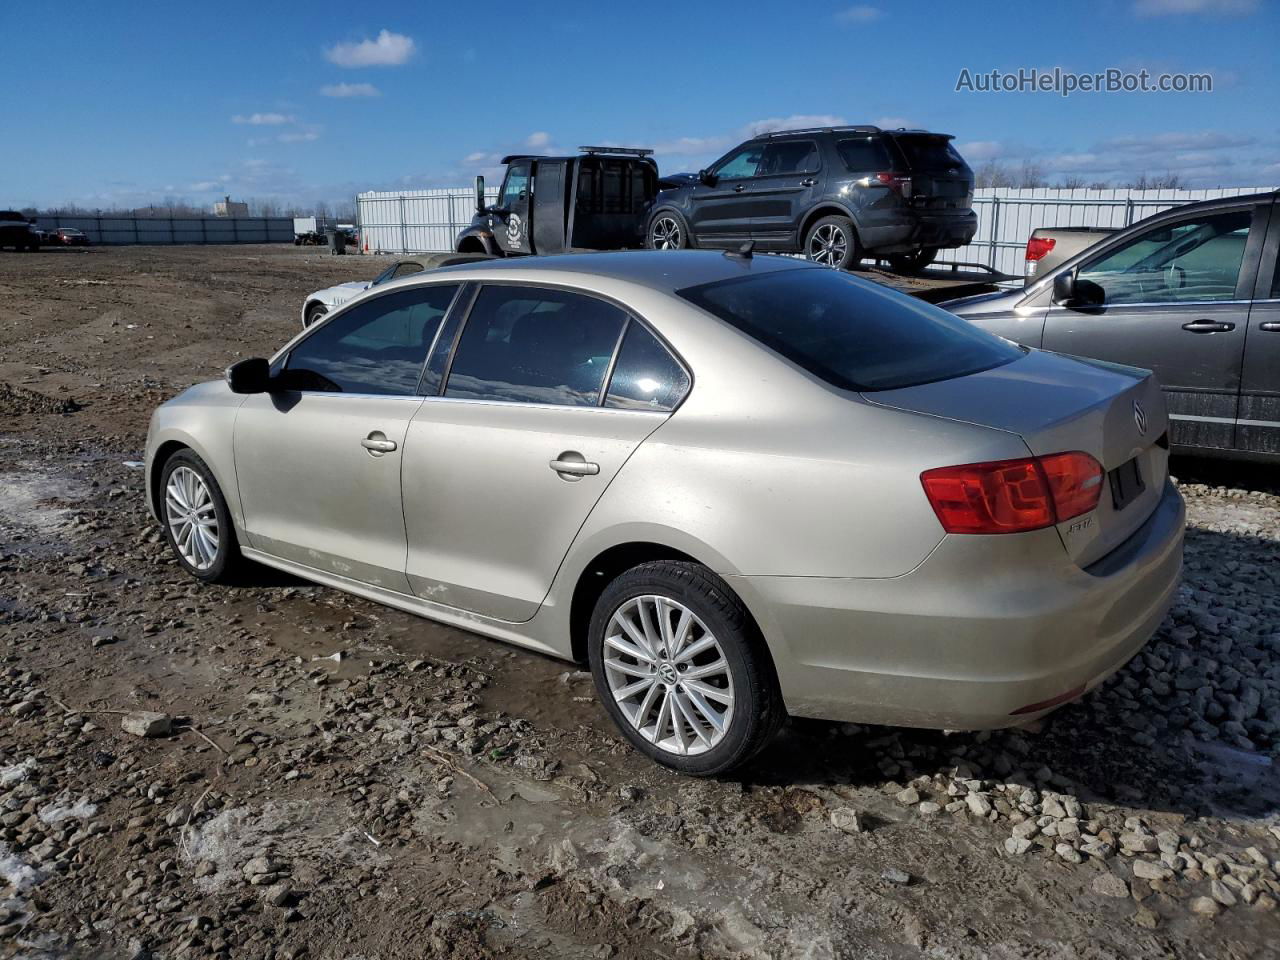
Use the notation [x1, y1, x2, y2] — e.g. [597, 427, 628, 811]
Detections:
[944, 191, 1280, 462]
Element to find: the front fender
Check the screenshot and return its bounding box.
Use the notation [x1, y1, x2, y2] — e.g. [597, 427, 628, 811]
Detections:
[455, 225, 498, 255]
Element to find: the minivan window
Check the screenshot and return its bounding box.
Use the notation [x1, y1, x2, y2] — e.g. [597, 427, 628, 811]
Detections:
[445, 286, 628, 406]
[282, 285, 459, 395]
[891, 135, 965, 169]
[837, 137, 892, 173]
[605, 323, 690, 411]
[678, 268, 1023, 392]
[760, 141, 818, 176]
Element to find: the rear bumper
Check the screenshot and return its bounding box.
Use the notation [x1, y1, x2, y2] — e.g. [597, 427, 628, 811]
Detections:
[859, 210, 977, 253]
[733, 480, 1184, 729]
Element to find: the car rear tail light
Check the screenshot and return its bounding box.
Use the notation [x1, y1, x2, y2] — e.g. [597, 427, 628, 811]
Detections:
[1024, 236, 1056, 277]
[873, 171, 912, 198]
[920, 451, 1103, 535]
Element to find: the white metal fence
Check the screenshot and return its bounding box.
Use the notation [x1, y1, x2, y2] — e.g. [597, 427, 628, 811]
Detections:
[31, 214, 294, 245]
[356, 185, 1277, 268]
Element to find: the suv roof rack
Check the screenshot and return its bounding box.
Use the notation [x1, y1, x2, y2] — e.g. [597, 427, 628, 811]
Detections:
[578, 145, 654, 157]
[761, 125, 881, 138]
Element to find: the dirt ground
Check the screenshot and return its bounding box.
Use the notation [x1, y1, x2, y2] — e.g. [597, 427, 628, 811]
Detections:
[1, 244, 1278, 960]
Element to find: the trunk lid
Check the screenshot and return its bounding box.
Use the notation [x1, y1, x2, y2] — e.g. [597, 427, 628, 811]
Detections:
[865, 349, 1169, 567]
[888, 133, 973, 211]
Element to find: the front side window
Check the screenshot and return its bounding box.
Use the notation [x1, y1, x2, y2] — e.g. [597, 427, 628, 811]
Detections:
[1077, 209, 1252, 305]
[605, 324, 689, 411]
[282, 285, 460, 394]
[445, 286, 628, 406]
[837, 137, 892, 173]
[712, 145, 763, 180]
[759, 141, 819, 176]
[498, 162, 531, 208]
[679, 268, 1023, 392]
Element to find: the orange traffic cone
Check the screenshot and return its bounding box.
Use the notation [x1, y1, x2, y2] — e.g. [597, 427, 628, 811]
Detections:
[363, 236, 369, 254]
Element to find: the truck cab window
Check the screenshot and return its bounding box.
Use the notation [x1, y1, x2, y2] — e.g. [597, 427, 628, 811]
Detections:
[499, 163, 531, 208]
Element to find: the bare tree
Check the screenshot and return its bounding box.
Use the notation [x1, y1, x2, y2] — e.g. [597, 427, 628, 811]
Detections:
[1017, 161, 1048, 188]
[975, 160, 1015, 189]
[1088, 180, 1111, 190]
[1059, 175, 1087, 189]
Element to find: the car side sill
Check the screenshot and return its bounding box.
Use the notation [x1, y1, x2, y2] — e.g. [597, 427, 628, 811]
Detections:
[240, 547, 568, 662]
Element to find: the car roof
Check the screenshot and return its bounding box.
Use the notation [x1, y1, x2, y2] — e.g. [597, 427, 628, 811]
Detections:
[421, 250, 820, 292]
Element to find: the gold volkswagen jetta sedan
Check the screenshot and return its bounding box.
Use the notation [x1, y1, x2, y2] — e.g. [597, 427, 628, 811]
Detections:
[145, 251, 1184, 775]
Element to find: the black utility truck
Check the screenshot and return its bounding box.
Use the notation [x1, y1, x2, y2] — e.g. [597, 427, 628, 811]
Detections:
[455, 147, 660, 257]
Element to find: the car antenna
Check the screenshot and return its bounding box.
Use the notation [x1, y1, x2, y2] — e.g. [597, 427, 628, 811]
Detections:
[724, 240, 754, 261]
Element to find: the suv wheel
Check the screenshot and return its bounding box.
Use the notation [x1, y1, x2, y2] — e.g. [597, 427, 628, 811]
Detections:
[648, 213, 688, 250]
[887, 247, 939, 274]
[159, 450, 244, 583]
[805, 216, 859, 269]
[588, 560, 785, 776]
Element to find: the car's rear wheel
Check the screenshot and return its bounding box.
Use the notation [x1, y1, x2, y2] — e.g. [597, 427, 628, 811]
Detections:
[304, 302, 328, 327]
[887, 246, 939, 274]
[588, 560, 785, 775]
[159, 450, 243, 583]
[805, 215, 860, 270]
[647, 213, 688, 250]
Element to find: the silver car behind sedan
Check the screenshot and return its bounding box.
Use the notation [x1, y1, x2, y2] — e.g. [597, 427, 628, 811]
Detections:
[145, 251, 1184, 775]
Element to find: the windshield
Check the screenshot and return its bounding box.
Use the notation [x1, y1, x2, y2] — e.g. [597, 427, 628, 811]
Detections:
[891, 135, 966, 169]
[677, 268, 1022, 392]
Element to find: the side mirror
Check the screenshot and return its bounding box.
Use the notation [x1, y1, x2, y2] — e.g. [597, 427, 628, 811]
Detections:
[475, 175, 486, 215]
[225, 357, 272, 394]
[1052, 269, 1077, 305]
[1053, 268, 1103, 308]
[698, 168, 715, 186]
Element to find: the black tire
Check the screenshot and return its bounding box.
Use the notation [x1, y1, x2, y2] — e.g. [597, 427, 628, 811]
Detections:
[588, 560, 785, 776]
[647, 211, 690, 250]
[803, 215, 860, 270]
[886, 246, 938, 274]
[158, 449, 244, 584]
[304, 302, 328, 327]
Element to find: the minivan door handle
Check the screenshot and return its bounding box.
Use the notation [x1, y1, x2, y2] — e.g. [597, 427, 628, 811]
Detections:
[1259, 321, 1280, 332]
[1181, 319, 1235, 333]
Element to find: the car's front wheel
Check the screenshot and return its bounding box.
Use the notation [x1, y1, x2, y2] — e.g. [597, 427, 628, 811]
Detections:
[647, 213, 689, 251]
[804, 215, 860, 269]
[588, 560, 785, 775]
[159, 450, 243, 583]
[886, 246, 939, 274]
[304, 302, 328, 327]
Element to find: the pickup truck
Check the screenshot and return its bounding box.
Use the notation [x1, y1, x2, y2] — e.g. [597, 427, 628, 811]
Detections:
[0, 210, 41, 251]
[1023, 226, 1115, 283]
[945, 190, 1280, 462]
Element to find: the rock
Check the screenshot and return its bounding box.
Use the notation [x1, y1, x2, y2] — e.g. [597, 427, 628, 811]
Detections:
[1093, 873, 1129, 898]
[1190, 896, 1220, 917]
[1132, 906, 1160, 929]
[1012, 819, 1039, 840]
[1210, 880, 1238, 907]
[195, 861, 217, 878]
[1004, 837, 1033, 856]
[9, 701, 38, 718]
[121, 712, 172, 738]
[966, 794, 993, 817]
[917, 802, 941, 815]
[895, 787, 920, 805]
[1132, 860, 1173, 882]
[266, 884, 294, 907]
[1041, 796, 1067, 819]
[1120, 832, 1159, 854]
[1056, 842, 1083, 864]
[830, 808, 863, 835]
[880, 868, 911, 885]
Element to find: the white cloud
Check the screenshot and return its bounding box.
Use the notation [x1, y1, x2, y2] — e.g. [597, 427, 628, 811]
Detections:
[325, 30, 416, 68]
[277, 131, 320, 143]
[875, 116, 911, 130]
[1134, 0, 1256, 14]
[1098, 130, 1256, 152]
[835, 5, 884, 23]
[652, 135, 732, 156]
[231, 113, 294, 126]
[956, 140, 1006, 161]
[524, 131, 552, 148]
[741, 114, 846, 137]
[320, 82, 380, 98]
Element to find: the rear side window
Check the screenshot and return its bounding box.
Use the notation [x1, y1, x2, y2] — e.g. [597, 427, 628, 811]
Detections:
[445, 286, 628, 406]
[890, 135, 965, 169]
[282, 285, 459, 394]
[837, 137, 892, 173]
[760, 141, 819, 175]
[678, 268, 1023, 392]
[605, 324, 690, 411]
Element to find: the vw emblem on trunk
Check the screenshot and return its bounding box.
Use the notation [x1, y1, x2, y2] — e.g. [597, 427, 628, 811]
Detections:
[1133, 400, 1148, 435]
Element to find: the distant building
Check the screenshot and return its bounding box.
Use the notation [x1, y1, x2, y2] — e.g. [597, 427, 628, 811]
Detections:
[213, 195, 249, 217]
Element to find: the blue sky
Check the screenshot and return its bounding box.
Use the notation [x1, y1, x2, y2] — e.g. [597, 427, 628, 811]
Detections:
[6, 0, 1277, 209]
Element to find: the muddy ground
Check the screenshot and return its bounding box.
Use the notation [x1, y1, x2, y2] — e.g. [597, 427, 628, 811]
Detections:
[1, 244, 1278, 960]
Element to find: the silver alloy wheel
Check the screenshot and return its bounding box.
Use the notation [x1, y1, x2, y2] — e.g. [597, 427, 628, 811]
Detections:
[808, 223, 848, 267]
[651, 217, 683, 250]
[164, 466, 219, 571]
[603, 595, 735, 756]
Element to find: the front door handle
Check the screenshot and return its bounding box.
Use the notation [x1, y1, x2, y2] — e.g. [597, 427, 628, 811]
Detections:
[733, 184, 747, 193]
[799, 178, 816, 187]
[1181, 319, 1235, 333]
[362, 435, 397, 454]
[1260, 321, 1280, 332]
[549, 456, 600, 479]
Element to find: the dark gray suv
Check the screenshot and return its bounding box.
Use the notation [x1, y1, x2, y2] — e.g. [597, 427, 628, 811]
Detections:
[646, 126, 977, 272]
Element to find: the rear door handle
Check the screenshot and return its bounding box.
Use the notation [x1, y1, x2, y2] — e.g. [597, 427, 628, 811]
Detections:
[1260, 321, 1280, 332]
[1181, 319, 1235, 333]
[733, 184, 747, 193]
[799, 178, 816, 187]
[549, 457, 600, 478]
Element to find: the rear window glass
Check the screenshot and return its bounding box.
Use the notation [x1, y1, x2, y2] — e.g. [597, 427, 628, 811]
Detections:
[891, 135, 965, 169]
[837, 137, 891, 173]
[677, 268, 1022, 392]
